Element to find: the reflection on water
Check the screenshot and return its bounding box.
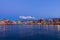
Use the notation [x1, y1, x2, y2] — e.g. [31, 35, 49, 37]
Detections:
[0, 25, 60, 40]
[57, 25, 60, 31]
[0, 25, 6, 37]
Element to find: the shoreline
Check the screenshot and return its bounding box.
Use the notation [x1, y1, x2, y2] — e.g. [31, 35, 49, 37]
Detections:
[0, 23, 60, 25]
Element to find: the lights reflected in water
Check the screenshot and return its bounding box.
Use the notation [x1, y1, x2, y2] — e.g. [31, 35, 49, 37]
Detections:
[57, 25, 60, 31]
[0, 25, 60, 39]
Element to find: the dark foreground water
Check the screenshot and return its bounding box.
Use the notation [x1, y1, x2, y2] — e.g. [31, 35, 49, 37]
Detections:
[0, 25, 60, 40]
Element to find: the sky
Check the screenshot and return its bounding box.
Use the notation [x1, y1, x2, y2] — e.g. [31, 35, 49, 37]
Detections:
[0, 0, 60, 20]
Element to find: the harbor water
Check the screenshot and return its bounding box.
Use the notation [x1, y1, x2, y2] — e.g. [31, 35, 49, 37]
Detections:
[0, 25, 60, 40]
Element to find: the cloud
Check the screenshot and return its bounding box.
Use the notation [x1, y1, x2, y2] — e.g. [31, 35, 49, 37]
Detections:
[19, 16, 35, 19]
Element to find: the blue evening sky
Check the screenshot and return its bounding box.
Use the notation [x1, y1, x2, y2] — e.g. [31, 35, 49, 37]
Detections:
[0, 0, 60, 20]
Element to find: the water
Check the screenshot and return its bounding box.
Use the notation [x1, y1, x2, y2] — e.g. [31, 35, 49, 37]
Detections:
[0, 25, 60, 40]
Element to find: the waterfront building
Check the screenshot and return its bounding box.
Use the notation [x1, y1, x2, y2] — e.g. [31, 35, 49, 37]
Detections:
[37, 19, 44, 23]
[16, 21, 23, 24]
[53, 18, 60, 22]
[0, 21, 6, 24]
